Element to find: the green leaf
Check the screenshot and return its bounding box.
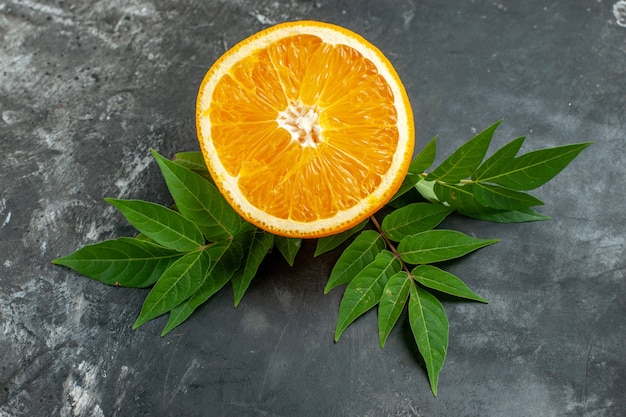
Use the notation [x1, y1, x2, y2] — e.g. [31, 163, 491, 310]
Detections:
[105, 198, 205, 252]
[161, 240, 243, 335]
[472, 142, 592, 190]
[412, 265, 487, 303]
[334, 250, 401, 341]
[469, 207, 550, 223]
[408, 282, 449, 397]
[433, 182, 549, 223]
[134, 232, 158, 244]
[378, 271, 411, 348]
[472, 183, 543, 210]
[274, 236, 302, 266]
[173, 151, 208, 172]
[231, 230, 274, 307]
[382, 203, 454, 242]
[151, 149, 240, 241]
[426, 120, 501, 183]
[133, 248, 210, 328]
[314, 220, 369, 257]
[472, 136, 526, 181]
[324, 230, 386, 294]
[52, 237, 183, 288]
[398, 230, 498, 265]
[391, 136, 437, 201]
[433, 182, 478, 212]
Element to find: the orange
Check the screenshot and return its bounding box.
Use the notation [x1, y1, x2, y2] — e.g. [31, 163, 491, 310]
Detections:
[196, 20, 414, 238]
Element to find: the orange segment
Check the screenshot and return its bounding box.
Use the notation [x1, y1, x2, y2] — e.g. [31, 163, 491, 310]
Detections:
[197, 21, 414, 238]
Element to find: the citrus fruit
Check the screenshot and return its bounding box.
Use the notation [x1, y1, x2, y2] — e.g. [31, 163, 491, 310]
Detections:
[196, 20, 414, 238]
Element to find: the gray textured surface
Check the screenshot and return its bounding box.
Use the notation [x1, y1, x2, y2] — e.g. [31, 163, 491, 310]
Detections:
[1, 1, 625, 416]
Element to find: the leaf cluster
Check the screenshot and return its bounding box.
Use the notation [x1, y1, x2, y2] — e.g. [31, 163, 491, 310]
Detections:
[52, 122, 590, 396]
[313, 120, 590, 395]
[53, 150, 281, 336]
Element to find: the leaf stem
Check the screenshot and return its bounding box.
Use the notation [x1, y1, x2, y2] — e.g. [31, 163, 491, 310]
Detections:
[369, 215, 412, 276]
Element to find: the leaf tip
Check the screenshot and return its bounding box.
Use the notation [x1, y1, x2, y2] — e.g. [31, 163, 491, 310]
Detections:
[132, 316, 146, 330]
[379, 337, 387, 349]
[334, 327, 344, 343]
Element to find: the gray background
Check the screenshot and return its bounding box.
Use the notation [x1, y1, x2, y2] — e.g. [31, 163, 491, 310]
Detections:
[1, 0, 625, 416]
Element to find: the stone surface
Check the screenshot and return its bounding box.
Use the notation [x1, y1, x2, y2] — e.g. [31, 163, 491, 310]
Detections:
[1, 1, 625, 416]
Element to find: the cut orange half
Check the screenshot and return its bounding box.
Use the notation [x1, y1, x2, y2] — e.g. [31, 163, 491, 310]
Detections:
[196, 20, 414, 238]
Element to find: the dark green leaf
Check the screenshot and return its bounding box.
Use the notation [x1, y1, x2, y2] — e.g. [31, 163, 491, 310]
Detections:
[408, 282, 449, 397]
[382, 203, 454, 242]
[105, 198, 205, 252]
[469, 207, 550, 223]
[412, 265, 487, 303]
[52, 237, 182, 288]
[472, 136, 525, 181]
[314, 220, 368, 257]
[161, 240, 243, 335]
[391, 136, 437, 201]
[274, 236, 302, 266]
[231, 230, 274, 307]
[324, 230, 386, 294]
[133, 248, 210, 329]
[426, 120, 501, 183]
[473, 183, 544, 210]
[151, 149, 240, 241]
[472, 142, 592, 190]
[433, 182, 477, 212]
[335, 250, 401, 341]
[378, 271, 411, 348]
[398, 230, 498, 265]
[433, 182, 549, 223]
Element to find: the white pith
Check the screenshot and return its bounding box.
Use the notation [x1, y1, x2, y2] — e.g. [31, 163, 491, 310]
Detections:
[277, 101, 322, 147]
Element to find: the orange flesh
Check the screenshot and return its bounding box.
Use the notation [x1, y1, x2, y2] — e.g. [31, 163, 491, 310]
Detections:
[206, 34, 398, 223]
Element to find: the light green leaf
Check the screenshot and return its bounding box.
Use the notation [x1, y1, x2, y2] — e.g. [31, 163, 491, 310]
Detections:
[161, 240, 244, 335]
[472, 136, 525, 181]
[473, 183, 543, 210]
[408, 282, 449, 397]
[173, 151, 208, 172]
[133, 248, 209, 329]
[415, 179, 439, 204]
[335, 250, 401, 341]
[426, 120, 501, 183]
[378, 271, 411, 348]
[274, 236, 302, 266]
[324, 230, 386, 294]
[52, 237, 182, 288]
[398, 230, 498, 265]
[433, 182, 549, 223]
[472, 142, 592, 190]
[134, 232, 158, 244]
[391, 136, 437, 201]
[105, 198, 205, 252]
[152, 149, 240, 241]
[231, 230, 274, 307]
[314, 220, 368, 257]
[382, 203, 454, 242]
[412, 265, 487, 303]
